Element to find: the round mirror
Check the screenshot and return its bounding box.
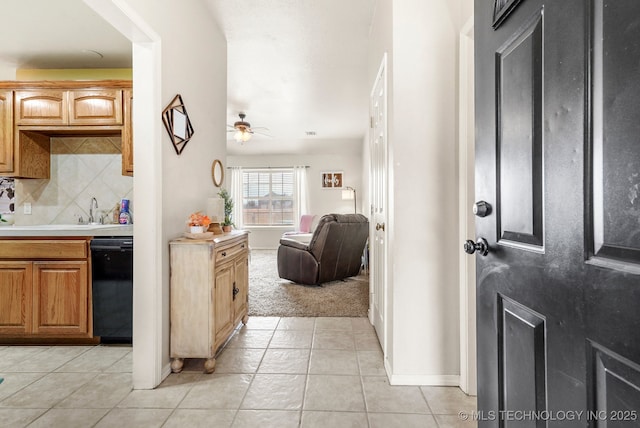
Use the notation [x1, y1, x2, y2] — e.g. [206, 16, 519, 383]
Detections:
[211, 159, 224, 187]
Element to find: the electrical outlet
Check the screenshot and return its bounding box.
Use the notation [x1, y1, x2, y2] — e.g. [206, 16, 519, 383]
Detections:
[24, 202, 32, 215]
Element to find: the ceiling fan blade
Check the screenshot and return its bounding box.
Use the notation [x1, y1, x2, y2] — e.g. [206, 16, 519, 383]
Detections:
[253, 130, 273, 138]
[251, 126, 270, 132]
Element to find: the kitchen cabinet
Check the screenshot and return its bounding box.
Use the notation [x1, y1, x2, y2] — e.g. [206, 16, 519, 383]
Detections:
[15, 89, 123, 126]
[169, 231, 249, 374]
[0, 81, 133, 178]
[14, 90, 67, 125]
[0, 261, 33, 335]
[0, 91, 13, 172]
[32, 261, 88, 336]
[0, 238, 92, 340]
[122, 89, 133, 176]
[0, 90, 51, 178]
[69, 90, 123, 125]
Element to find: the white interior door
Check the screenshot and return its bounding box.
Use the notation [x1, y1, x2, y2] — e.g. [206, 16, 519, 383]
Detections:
[369, 54, 388, 353]
[458, 17, 477, 396]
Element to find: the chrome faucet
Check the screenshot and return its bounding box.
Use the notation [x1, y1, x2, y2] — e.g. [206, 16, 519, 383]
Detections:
[88, 197, 99, 224]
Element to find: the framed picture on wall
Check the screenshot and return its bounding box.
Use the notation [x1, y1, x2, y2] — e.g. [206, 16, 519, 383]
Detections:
[321, 171, 343, 189]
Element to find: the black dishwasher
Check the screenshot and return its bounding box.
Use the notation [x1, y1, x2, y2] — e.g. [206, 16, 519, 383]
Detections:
[91, 237, 133, 343]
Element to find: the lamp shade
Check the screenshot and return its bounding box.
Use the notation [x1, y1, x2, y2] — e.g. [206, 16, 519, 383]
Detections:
[341, 189, 354, 200]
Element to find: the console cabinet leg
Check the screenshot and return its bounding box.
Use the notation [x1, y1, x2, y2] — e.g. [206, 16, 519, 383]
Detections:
[204, 358, 216, 374]
[170, 358, 184, 373]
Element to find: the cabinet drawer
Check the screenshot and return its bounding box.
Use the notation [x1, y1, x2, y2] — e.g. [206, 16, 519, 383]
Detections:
[215, 241, 247, 264]
[0, 240, 88, 259]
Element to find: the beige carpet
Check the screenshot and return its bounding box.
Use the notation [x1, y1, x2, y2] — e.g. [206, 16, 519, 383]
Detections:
[248, 249, 369, 317]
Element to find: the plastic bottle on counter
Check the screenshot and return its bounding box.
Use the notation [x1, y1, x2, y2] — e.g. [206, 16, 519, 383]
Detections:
[119, 199, 132, 224]
[113, 203, 121, 224]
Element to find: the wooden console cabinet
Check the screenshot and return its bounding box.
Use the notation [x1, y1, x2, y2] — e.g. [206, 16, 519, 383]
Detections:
[0, 238, 92, 339]
[169, 231, 249, 373]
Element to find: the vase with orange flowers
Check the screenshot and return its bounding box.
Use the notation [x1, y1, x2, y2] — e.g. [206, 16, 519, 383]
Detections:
[187, 211, 211, 234]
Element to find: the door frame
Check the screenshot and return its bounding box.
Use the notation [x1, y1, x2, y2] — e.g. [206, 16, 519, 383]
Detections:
[458, 15, 477, 396]
[84, 0, 165, 389]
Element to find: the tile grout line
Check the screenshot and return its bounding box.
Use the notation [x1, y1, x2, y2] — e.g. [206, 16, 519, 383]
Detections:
[230, 316, 281, 424]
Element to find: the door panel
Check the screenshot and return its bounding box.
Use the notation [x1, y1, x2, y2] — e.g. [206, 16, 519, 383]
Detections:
[585, 0, 640, 420]
[588, 343, 640, 423]
[589, 0, 640, 266]
[0, 91, 13, 173]
[0, 262, 32, 335]
[496, 11, 544, 249]
[213, 264, 234, 348]
[476, 0, 640, 426]
[32, 261, 88, 335]
[498, 296, 547, 422]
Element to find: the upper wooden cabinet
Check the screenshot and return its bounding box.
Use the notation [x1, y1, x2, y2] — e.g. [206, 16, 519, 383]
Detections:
[69, 90, 123, 125]
[15, 89, 123, 126]
[122, 89, 133, 176]
[0, 91, 13, 172]
[15, 90, 68, 125]
[0, 81, 133, 178]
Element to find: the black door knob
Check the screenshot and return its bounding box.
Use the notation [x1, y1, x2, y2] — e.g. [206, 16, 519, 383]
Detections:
[473, 201, 492, 217]
[464, 238, 490, 256]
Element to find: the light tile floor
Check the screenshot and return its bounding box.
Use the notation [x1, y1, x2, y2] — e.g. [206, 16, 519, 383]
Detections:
[0, 317, 477, 427]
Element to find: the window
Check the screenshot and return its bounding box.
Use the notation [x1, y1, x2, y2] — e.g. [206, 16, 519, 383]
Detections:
[242, 169, 294, 226]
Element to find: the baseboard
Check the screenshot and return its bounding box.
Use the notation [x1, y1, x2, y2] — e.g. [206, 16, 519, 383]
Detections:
[162, 362, 172, 382]
[384, 360, 460, 386]
[250, 247, 278, 250]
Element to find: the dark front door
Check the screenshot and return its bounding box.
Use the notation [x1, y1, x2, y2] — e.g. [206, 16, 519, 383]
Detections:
[474, 0, 640, 426]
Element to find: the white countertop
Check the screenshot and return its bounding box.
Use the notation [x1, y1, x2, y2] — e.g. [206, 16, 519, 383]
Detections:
[0, 224, 133, 237]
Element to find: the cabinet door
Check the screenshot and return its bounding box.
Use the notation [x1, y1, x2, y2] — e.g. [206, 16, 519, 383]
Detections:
[32, 261, 89, 336]
[15, 90, 67, 125]
[233, 254, 248, 324]
[121, 89, 133, 176]
[0, 91, 13, 173]
[69, 89, 123, 125]
[0, 262, 33, 335]
[213, 263, 235, 347]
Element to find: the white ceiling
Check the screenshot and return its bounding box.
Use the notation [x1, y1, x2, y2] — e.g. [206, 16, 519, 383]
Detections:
[0, 0, 376, 156]
[0, 0, 131, 69]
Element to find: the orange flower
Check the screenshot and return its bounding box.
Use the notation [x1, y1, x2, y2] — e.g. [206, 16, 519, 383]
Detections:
[188, 211, 211, 227]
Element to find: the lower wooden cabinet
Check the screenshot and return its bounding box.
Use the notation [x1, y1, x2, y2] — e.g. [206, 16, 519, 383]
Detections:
[169, 231, 249, 374]
[33, 261, 88, 336]
[0, 239, 92, 340]
[0, 261, 33, 335]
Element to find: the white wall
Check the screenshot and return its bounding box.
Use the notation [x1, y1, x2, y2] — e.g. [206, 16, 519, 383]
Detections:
[0, 62, 16, 79]
[102, 0, 227, 387]
[228, 149, 363, 248]
[368, 0, 465, 385]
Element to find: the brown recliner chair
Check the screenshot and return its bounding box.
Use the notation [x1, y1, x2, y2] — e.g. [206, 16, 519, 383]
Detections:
[277, 213, 369, 285]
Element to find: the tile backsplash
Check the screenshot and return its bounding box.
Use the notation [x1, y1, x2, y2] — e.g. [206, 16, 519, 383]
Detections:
[14, 136, 133, 225]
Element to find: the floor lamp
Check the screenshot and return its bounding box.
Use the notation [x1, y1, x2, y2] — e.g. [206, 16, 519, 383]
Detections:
[342, 186, 357, 213]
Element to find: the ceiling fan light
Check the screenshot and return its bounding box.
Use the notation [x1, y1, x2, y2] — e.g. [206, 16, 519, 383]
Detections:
[234, 130, 252, 143]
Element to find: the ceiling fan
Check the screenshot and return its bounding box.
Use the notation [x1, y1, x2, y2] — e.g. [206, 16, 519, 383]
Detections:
[227, 112, 271, 143]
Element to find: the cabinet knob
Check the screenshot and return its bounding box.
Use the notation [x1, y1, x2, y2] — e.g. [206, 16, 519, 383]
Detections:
[233, 285, 239, 300]
[222, 251, 227, 257]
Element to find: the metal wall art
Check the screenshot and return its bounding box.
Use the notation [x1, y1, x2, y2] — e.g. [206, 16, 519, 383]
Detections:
[162, 94, 194, 155]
